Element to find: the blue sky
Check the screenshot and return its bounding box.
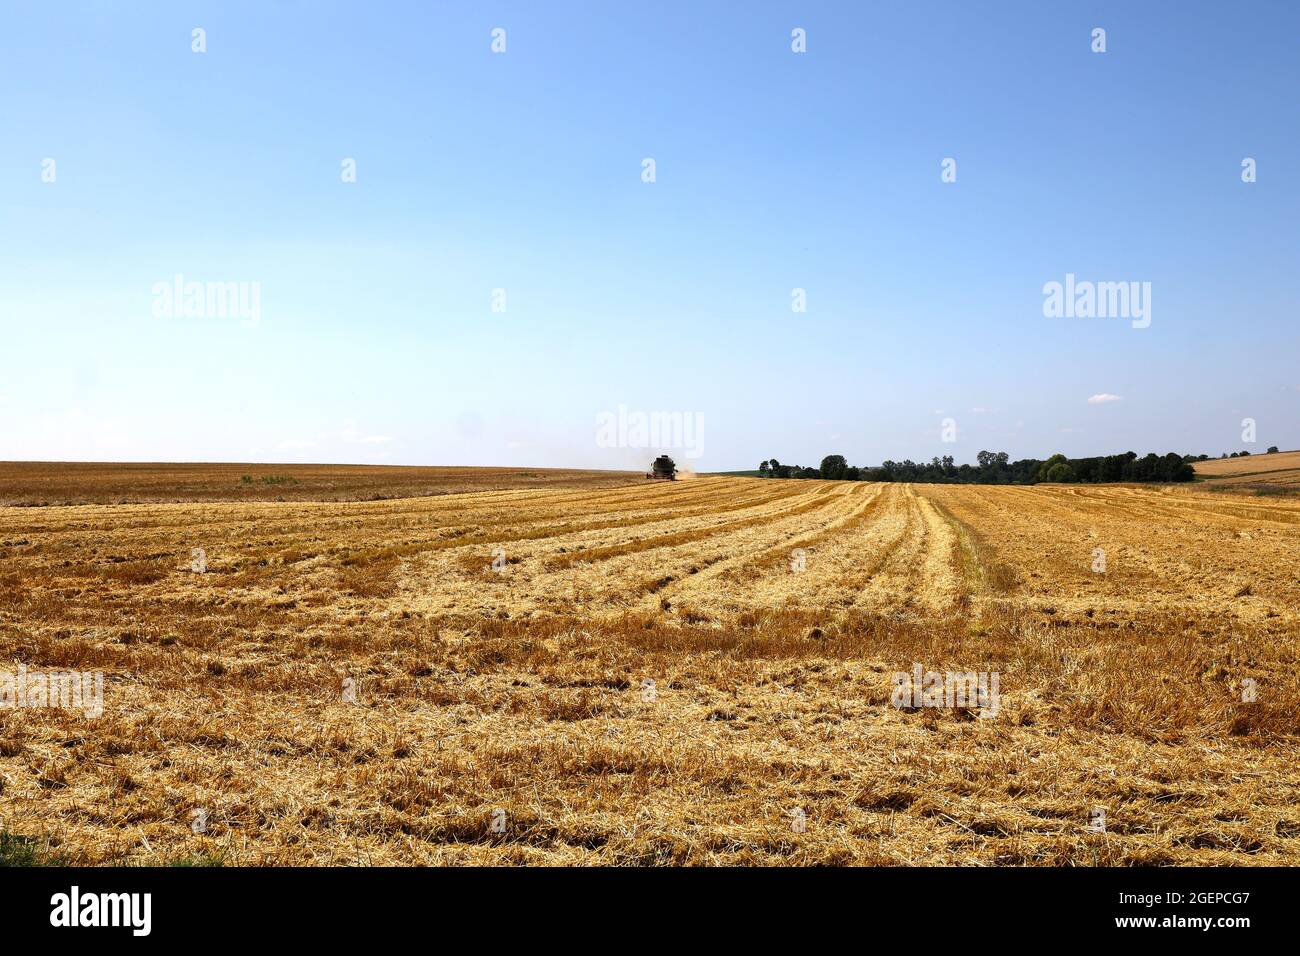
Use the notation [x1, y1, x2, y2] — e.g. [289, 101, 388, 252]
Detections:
[2, 1, 1297, 470]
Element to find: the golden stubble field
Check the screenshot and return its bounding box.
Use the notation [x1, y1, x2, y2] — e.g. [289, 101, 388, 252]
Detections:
[1, 464, 1298, 865]
[1192, 449, 1300, 489]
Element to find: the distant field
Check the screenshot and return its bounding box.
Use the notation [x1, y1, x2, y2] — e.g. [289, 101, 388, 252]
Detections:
[1193, 450, 1300, 488]
[2, 470, 1296, 865]
[0, 462, 641, 506]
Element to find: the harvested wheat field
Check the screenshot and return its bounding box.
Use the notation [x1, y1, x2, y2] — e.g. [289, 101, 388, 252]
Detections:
[0, 462, 641, 507]
[1193, 450, 1300, 490]
[1, 468, 1297, 865]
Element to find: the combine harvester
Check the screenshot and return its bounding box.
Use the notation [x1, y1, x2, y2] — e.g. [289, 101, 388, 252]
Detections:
[646, 455, 677, 480]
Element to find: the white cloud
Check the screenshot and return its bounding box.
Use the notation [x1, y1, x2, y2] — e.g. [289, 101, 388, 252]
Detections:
[1087, 393, 1122, 404]
[276, 438, 318, 450]
[340, 420, 393, 445]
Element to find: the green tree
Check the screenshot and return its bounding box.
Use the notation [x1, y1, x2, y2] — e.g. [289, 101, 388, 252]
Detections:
[1045, 462, 1075, 483]
[1036, 454, 1068, 482]
[819, 455, 847, 480]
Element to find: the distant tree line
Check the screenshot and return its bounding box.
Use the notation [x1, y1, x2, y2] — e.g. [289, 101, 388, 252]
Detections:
[758, 450, 1198, 484]
[1210, 448, 1280, 457]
